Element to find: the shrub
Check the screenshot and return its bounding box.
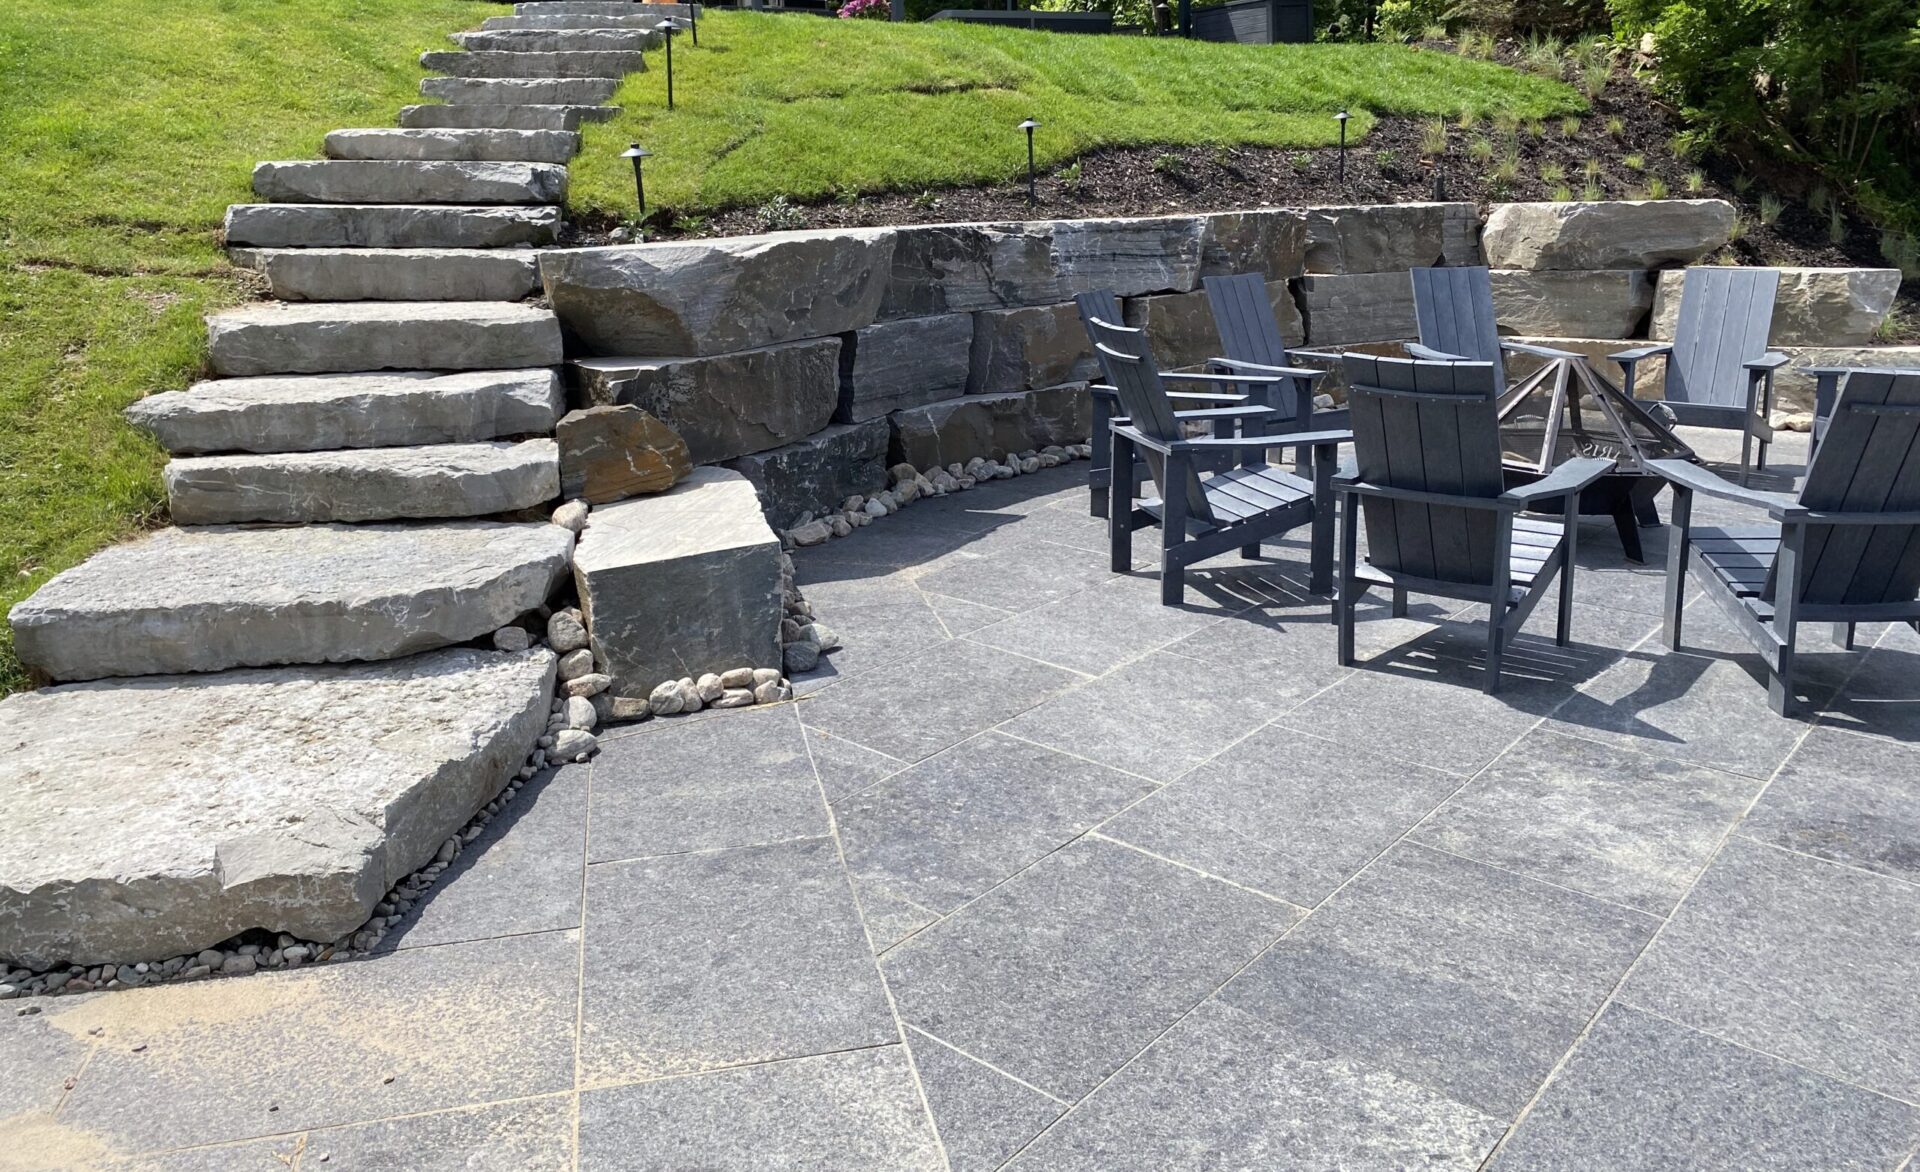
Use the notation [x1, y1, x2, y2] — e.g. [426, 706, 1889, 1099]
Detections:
[1583, 180, 1605, 199]
[1540, 160, 1567, 182]
[1552, 184, 1576, 200]
[1645, 175, 1671, 198]
[1421, 119, 1450, 155]
[1605, 115, 1626, 136]
[1685, 168, 1706, 192]
[1560, 116, 1582, 136]
[1152, 152, 1185, 176]
[1622, 152, 1645, 170]
[1467, 135, 1496, 161]
[1758, 192, 1785, 224]
[752, 196, 807, 231]
[836, 0, 889, 17]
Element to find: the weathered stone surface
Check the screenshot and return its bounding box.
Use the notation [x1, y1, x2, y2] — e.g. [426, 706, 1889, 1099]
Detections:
[1047, 215, 1207, 297]
[454, 28, 658, 52]
[206, 301, 563, 377]
[1303, 202, 1482, 274]
[398, 103, 619, 132]
[1483, 200, 1734, 271]
[164, 440, 560, 525]
[888, 385, 1091, 469]
[483, 12, 670, 30]
[572, 338, 840, 464]
[323, 127, 581, 165]
[1296, 272, 1417, 345]
[1489, 269, 1655, 338]
[8, 522, 573, 681]
[541, 230, 894, 356]
[1650, 267, 1902, 345]
[126, 369, 564, 455]
[257, 247, 541, 301]
[421, 76, 620, 105]
[251, 160, 568, 206]
[879, 216, 1205, 320]
[969, 303, 1099, 393]
[838, 314, 974, 422]
[573, 467, 783, 696]
[1198, 207, 1310, 279]
[0, 648, 553, 967]
[557, 405, 692, 503]
[419, 49, 648, 79]
[224, 202, 558, 250]
[724, 419, 890, 526]
[1122, 283, 1302, 370]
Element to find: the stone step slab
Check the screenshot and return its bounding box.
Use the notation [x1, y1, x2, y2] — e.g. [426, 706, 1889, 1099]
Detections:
[0, 647, 554, 968]
[455, 28, 658, 51]
[518, 1, 699, 15]
[206, 301, 563, 377]
[421, 76, 620, 105]
[252, 160, 567, 206]
[398, 103, 619, 132]
[255, 247, 542, 302]
[482, 13, 669, 30]
[126, 369, 565, 455]
[8, 522, 575, 682]
[165, 440, 561, 525]
[224, 203, 560, 248]
[324, 127, 580, 165]
[420, 50, 647, 78]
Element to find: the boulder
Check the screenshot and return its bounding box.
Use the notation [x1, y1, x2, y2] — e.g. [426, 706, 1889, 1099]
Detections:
[1121, 283, 1302, 370]
[8, 522, 574, 682]
[125, 369, 564, 455]
[322, 128, 582, 165]
[397, 103, 618, 132]
[878, 222, 1057, 319]
[1047, 215, 1207, 297]
[1482, 200, 1733, 270]
[0, 648, 553, 968]
[723, 419, 890, 526]
[557, 405, 692, 503]
[1198, 207, 1310, 279]
[1649, 267, 1903, 345]
[1296, 272, 1417, 345]
[539, 229, 894, 356]
[206, 301, 563, 377]
[1488, 270, 1655, 338]
[573, 467, 783, 696]
[838, 314, 974, 422]
[1303, 202, 1482, 274]
[887, 385, 1090, 469]
[420, 76, 620, 105]
[418, 49, 647, 79]
[572, 338, 840, 464]
[257, 247, 541, 301]
[250, 160, 568, 206]
[967, 302, 1100, 393]
[223, 203, 560, 249]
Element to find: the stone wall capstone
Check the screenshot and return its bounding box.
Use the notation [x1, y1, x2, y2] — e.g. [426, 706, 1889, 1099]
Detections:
[573, 338, 840, 464]
[1482, 200, 1733, 271]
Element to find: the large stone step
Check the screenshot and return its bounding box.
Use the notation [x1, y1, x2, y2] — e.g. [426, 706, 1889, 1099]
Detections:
[397, 103, 619, 131]
[454, 28, 657, 52]
[325, 127, 580, 164]
[207, 301, 563, 377]
[127, 369, 565, 455]
[224, 203, 560, 248]
[421, 50, 646, 79]
[0, 647, 553, 968]
[518, 1, 699, 15]
[166, 440, 560, 525]
[252, 160, 567, 206]
[482, 13, 668, 29]
[421, 76, 619, 106]
[254, 247, 542, 301]
[8, 521, 575, 682]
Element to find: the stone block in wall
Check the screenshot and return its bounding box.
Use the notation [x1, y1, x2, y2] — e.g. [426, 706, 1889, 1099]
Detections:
[1482, 200, 1733, 271]
[968, 303, 1099, 393]
[723, 419, 890, 528]
[1649, 267, 1902, 346]
[838, 313, 974, 422]
[1048, 215, 1207, 298]
[1296, 272, 1416, 346]
[556, 405, 691, 504]
[1489, 270, 1654, 339]
[1197, 208, 1309, 279]
[888, 384, 1091, 470]
[1123, 282, 1303, 370]
[539, 227, 893, 356]
[1303, 203, 1482, 274]
[572, 337, 840, 465]
[574, 466, 783, 697]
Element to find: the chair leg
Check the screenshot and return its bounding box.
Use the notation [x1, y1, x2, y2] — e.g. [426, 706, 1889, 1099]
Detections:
[1556, 500, 1578, 647]
[1241, 541, 1261, 559]
[1768, 653, 1798, 717]
[1484, 607, 1506, 695]
[1108, 436, 1134, 574]
[1336, 492, 1360, 666]
[1663, 489, 1693, 650]
[1160, 453, 1188, 607]
[1391, 587, 1408, 618]
[1739, 431, 1754, 487]
[1090, 467, 1109, 519]
[1832, 622, 1856, 650]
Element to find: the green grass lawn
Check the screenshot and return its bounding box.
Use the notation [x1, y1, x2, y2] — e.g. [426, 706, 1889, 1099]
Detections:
[570, 11, 1582, 216]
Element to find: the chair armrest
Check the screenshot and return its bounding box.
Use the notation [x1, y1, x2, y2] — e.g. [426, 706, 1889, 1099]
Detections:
[1242, 427, 1352, 450]
[1170, 433, 1343, 452]
[1501, 340, 1582, 360]
[1112, 404, 1276, 427]
[1499, 457, 1614, 506]
[1332, 477, 1517, 512]
[1166, 391, 1248, 403]
[1405, 342, 1472, 362]
[1116, 423, 1288, 455]
[1163, 370, 1288, 387]
[1609, 343, 1673, 363]
[1649, 458, 1797, 511]
[1776, 507, 1920, 525]
[1286, 347, 1348, 366]
[1744, 352, 1790, 373]
[1205, 357, 1324, 381]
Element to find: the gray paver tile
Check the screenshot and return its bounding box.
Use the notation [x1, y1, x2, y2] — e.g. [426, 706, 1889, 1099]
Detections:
[805, 723, 907, 804]
[1490, 1004, 1920, 1172]
[1818, 637, 1920, 747]
[52, 931, 579, 1155]
[587, 703, 826, 862]
[579, 836, 895, 1085]
[782, 573, 951, 681]
[1740, 728, 1920, 884]
[1412, 728, 1761, 914]
[577, 1045, 943, 1172]
[1005, 999, 1504, 1172]
[1219, 843, 1657, 1117]
[1100, 725, 1461, 906]
[107, 1138, 305, 1170]
[1621, 836, 1920, 1102]
[910, 534, 1115, 614]
[907, 1028, 1064, 1172]
[0, 1004, 91, 1124]
[963, 571, 1248, 675]
[883, 836, 1299, 1100]
[798, 638, 1080, 764]
[299, 1095, 573, 1170]
[920, 591, 1014, 637]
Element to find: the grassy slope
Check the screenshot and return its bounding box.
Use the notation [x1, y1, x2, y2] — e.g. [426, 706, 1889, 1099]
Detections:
[0, 0, 487, 689]
[570, 11, 1581, 216]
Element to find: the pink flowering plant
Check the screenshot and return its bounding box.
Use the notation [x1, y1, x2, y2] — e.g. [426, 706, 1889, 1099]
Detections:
[838, 0, 888, 17]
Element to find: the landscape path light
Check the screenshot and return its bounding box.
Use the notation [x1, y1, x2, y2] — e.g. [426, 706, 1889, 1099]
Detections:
[688, 1, 698, 46]
[663, 17, 686, 110]
[1019, 118, 1040, 203]
[1335, 109, 1350, 182]
[622, 142, 652, 221]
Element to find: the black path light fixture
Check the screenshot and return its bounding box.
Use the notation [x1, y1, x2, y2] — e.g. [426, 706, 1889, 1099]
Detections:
[663, 16, 684, 111]
[687, 0, 698, 46]
[1335, 109, 1350, 183]
[1019, 118, 1040, 203]
[622, 142, 652, 220]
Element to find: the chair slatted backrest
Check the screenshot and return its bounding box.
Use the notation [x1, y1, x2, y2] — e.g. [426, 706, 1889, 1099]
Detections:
[1784, 368, 1920, 607]
[1086, 315, 1216, 525]
[1666, 267, 1779, 410]
[1073, 290, 1126, 388]
[1342, 354, 1506, 586]
[1411, 266, 1507, 390]
[1204, 272, 1303, 426]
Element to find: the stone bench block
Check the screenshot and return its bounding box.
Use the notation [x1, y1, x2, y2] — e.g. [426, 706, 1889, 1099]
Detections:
[888, 384, 1091, 470]
[398, 103, 619, 132]
[1489, 269, 1655, 339]
[1484, 200, 1734, 271]
[165, 440, 560, 525]
[421, 76, 620, 105]
[1122, 283, 1302, 371]
[8, 522, 574, 682]
[454, 28, 659, 52]
[724, 419, 890, 528]
[1304, 202, 1482, 274]
[224, 203, 560, 248]
[127, 369, 564, 455]
[206, 301, 563, 377]
[252, 160, 567, 206]
[324, 127, 581, 165]
[0, 647, 554, 968]
[1296, 272, 1417, 346]
[838, 314, 974, 422]
[968, 303, 1099, 393]
[1650, 267, 1903, 346]
[420, 49, 647, 79]
[572, 337, 840, 464]
[256, 247, 541, 302]
[573, 467, 783, 696]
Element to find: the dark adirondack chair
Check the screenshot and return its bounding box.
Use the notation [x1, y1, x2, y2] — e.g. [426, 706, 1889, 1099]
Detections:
[1202, 272, 1348, 436]
[1611, 267, 1787, 484]
[1089, 315, 1350, 605]
[1407, 265, 1585, 387]
[1652, 367, 1920, 716]
[1335, 354, 1614, 692]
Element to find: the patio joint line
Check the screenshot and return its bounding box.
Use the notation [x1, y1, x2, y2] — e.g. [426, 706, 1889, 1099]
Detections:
[1728, 831, 1920, 894]
[1085, 832, 1314, 912]
[1620, 1002, 1920, 1109]
[570, 749, 596, 1171]
[387, 922, 580, 956]
[1397, 839, 1668, 923]
[903, 1023, 1073, 1108]
[573, 1041, 907, 1096]
[584, 831, 836, 871]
